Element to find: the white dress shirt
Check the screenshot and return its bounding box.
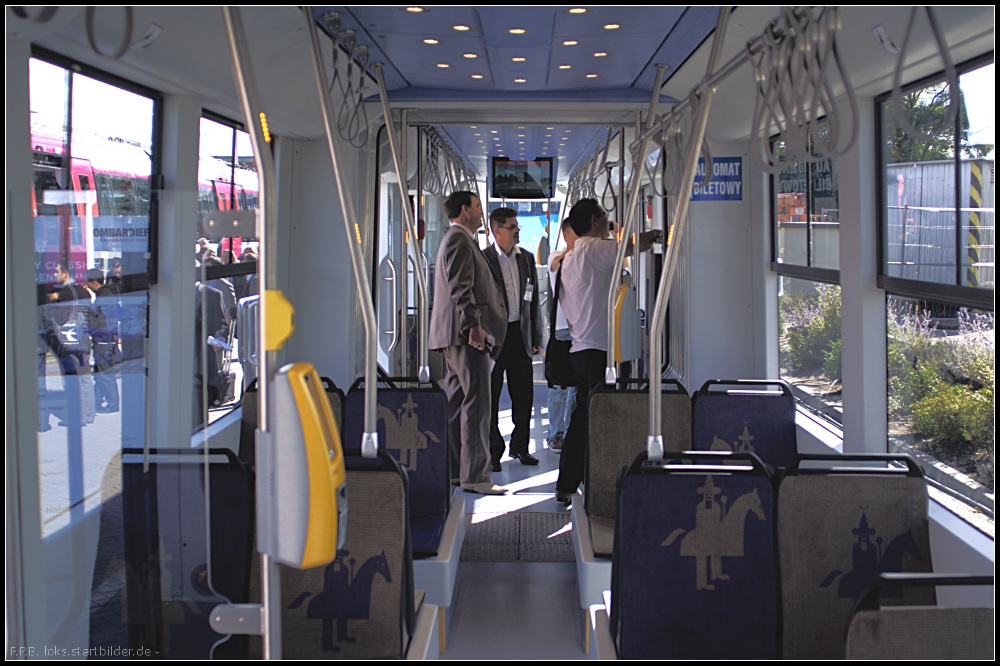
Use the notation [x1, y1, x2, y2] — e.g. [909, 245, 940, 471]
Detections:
[493, 241, 521, 322]
[559, 236, 618, 352]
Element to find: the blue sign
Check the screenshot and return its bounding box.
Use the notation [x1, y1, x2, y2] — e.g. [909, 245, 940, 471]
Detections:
[691, 156, 743, 201]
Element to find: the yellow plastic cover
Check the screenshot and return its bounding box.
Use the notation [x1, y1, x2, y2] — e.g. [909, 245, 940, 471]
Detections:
[614, 284, 628, 363]
[285, 362, 347, 568]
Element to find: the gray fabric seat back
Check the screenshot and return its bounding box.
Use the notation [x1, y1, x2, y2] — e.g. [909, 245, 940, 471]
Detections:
[777, 454, 934, 659]
[279, 451, 413, 659]
[845, 573, 994, 660]
[587, 380, 690, 557]
[847, 607, 994, 659]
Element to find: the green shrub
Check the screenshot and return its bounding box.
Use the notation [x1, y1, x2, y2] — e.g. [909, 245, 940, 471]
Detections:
[911, 381, 994, 452]
[779, 283, 841, 377]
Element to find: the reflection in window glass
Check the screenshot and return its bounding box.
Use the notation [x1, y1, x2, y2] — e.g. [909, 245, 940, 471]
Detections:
[772, 130, 840, 269]
[29, 56, 155, 652]
[882, 61, 996, 288]
[195, 117, 260, 428]
[887, 296, 995, 503]
[778, 277, 842, 422]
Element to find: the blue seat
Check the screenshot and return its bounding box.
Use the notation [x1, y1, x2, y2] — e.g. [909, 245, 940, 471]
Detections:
[692, 379, 797, 473]
[344, 377, 450, 557]
[122, 448, 254, 659]
[611, 451, 778, 659]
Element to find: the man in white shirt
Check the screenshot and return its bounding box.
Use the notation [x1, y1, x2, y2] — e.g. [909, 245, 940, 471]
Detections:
[554, 199, 661, 503]
[483, 207, 543, 471]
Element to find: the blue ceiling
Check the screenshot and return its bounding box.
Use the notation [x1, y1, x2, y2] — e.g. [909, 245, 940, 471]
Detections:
[315, 6, 721, 187]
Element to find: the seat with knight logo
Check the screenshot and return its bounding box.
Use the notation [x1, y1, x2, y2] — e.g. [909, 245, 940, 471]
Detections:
[777, 453, 936, 659]
[607, 450, 778, 659]
[692, 379, 798, 474]
[344, 376, 465, 653]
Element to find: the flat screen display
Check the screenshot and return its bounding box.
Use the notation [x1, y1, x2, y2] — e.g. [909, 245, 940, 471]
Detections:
[491, 157, 554, 199]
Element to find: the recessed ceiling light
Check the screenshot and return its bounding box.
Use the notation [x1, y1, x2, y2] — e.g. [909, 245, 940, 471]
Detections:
[562, 40, 578, 46]
[453, 24, 470, 31]
[558, 64, 572, 69]
[514, 78, 526, 83]
[437, 63, 450, 68]
[478, 140, 483, 143]
[405, 6, 425, 12]
[517, 126, 524, 129]
[586, 73, 598, 78]
[474, 133, 481, 136]
[545, 134, 552, 137]
[568, 7, 587, 13]
[546, 127, 554, 130]
[463, 53, 478, 59]
[603, 23, 620, 30]
[511, 57, 526, 62]
[470, 125, 477, 128]
[593, 52, 608, 57]
[565, 129, 572, 133]
[471, 74, 484, 79]
[518, 134, 525, 137]
[491, 130, 498, 133]
[423, 38, 439, 44]
[509, 28, 526, 34]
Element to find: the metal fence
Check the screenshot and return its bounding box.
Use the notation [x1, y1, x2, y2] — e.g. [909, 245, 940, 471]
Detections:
[885, 159, 995, 289]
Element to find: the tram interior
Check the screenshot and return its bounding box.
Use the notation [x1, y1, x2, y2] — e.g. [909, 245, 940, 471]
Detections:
[5, 5, 995, 660]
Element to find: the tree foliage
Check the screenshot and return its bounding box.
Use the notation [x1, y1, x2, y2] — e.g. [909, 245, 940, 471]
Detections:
[884, 83, 994, 163]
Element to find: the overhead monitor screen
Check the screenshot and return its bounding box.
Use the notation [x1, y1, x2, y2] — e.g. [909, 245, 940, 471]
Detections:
[491, 157, 554, 199]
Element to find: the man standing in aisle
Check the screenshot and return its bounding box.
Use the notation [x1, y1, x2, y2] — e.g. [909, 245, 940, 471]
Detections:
[554, 199, 661, 503]
[429, 191, 509, 495]
[484, 207, 543, 471]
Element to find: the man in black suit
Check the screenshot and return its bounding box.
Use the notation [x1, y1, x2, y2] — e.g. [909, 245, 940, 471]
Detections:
[484, 207, 543, 470]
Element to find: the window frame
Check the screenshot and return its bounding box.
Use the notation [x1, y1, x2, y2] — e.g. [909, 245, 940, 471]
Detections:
[769, 152, 842, 285]
[875, 50, 995, 312]
[31, 45, 165, 286]
[199, 110, 259, 281]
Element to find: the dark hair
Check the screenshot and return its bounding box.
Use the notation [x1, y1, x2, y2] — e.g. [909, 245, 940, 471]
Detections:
[56, 259, 73, 277]
[489, 207, 517, 229]
[561, 217, 574, 231]
[568, 198, 603, 237]
[85, 268, 105, 284]
[444, 191, 476, 220]
[203, 256, 223, 267]
[109, 257, 123, 269]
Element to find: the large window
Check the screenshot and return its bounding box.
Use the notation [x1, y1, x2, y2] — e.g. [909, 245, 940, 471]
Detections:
[28, 51, 160, 649]
[879, 54, 994, 521]
[771, 128, 842, 420]
[194, 115, 259, 429]
[878, 57, 994, 304]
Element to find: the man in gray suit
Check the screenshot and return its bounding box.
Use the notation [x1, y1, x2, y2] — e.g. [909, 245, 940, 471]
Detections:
[429, 191, 509, 495]
[484, 207, 543, 470]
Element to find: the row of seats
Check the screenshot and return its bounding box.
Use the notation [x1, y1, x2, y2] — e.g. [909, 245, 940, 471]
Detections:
[121, 373, 450, 659]
[586, 379, 796, 557]
[605, 451, 993, 659]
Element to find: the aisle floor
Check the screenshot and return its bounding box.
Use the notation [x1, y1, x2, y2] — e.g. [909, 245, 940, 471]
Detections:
[443, 376, 590, 659]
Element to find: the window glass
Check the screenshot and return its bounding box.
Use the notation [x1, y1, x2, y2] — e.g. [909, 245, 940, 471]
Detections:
[958, 62, 995, 289]
[881, 60, 995, 289]
[772, 129, 840, 270]
[778, 276, 842, 422]
[195, 117, 259, 428]
[29, 55, 156, 649]
[887, 295, 994, 509]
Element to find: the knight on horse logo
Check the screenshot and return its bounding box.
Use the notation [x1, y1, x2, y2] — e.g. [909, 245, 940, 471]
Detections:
[661, 475, 766, 590]
[818, 511, 923, 599]
[287, 550, 393, 653]
[377, 393, 440, 471]
[711, 422, 775, 473]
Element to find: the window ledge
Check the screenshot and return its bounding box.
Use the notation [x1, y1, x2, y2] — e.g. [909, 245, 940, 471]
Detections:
[191, 406, 243, 455]
[795, 405, 843, 454]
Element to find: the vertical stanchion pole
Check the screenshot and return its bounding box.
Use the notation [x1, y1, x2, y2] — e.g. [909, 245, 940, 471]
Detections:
[303, 7, 379, 455]
[375, 65, 430, 383]
[220, 6, 281, 657]
[605, 64, 668, 385]
[647, 7, 731, 460]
